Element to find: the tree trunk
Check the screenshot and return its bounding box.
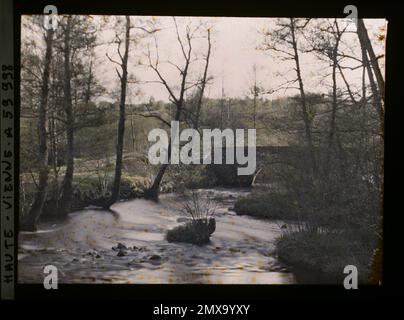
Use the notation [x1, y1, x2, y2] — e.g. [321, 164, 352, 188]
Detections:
[145, 23, 193, 200]
[364, 53, 382, 125]
[106, 16, 131, 208]
[146, 97, 185, 200]
[328, 49, 338, 150]
[84, 59, 93, 105]
[357, 18, 384, 285]
[357, 19, 385, 105]
[130, 112, 136, 153]
[326, 23, 342, 171]
[194, 29, 211, 129]
[21, 28, 54, 231]
[146, 107, 184, 200]
[59, 16, 75, 218]
[144, 163, 169, 200]
[252, 64, 258, 130]
[253, 93, 257, 130]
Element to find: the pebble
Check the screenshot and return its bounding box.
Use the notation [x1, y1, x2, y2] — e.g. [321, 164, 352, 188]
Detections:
[149, 254, 162, 260]
[117, 243, 127, 250]
[117, 250, 127, 257]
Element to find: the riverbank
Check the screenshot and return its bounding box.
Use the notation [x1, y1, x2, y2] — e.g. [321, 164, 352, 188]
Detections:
[233, 190, 378, 284]
[276, 230, 376, 283]
[20, 162, 219, 225]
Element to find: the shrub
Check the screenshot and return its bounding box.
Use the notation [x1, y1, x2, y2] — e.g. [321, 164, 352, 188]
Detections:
[235, 152, 381, 283]
[234, 192, 299, 220]
[166, 190, 217, 245]
[180, 190, 216, 220]
[276, 229, 377, 283]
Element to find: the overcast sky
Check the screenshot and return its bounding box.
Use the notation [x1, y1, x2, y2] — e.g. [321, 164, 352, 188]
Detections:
[23, 15, 386, 104]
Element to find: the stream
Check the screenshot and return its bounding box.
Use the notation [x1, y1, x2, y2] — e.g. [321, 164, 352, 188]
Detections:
[18, 188, 296, 284]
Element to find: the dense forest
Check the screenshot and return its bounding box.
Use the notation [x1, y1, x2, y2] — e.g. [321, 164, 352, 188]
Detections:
[19, 16, 384, 284]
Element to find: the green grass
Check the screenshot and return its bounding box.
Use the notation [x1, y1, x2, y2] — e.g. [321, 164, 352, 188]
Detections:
[233, 192, 299, 220]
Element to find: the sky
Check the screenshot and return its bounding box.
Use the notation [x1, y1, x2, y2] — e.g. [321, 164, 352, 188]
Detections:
[22, 15, 387, 104]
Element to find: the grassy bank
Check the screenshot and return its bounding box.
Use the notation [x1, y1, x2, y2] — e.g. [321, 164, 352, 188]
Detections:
[233, 187, 379, 283]
[276, 229, 377, 283]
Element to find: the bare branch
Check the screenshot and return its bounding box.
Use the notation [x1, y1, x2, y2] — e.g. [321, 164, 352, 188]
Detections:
[134, 112, 171, 127]
[173, 17, 188, 60]
[106, 52, 122, 66]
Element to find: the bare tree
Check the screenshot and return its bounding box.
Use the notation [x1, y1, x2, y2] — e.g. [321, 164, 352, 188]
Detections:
[101, 16, 158, 207]
[142, 18, 212, 200]
[357, 19, 385, 106]
[357, 19, 385, 131]
[261, 18, 317, 174]
[56, 15, 101, 216]
[103, 16, 131, 208]
[58, 15, 75, 218]
[305, 19, 345, 169]
[357, 18, 385, 285]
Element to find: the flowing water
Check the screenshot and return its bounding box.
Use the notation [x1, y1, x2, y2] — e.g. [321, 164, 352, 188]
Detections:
[18, 188, 296, 284]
